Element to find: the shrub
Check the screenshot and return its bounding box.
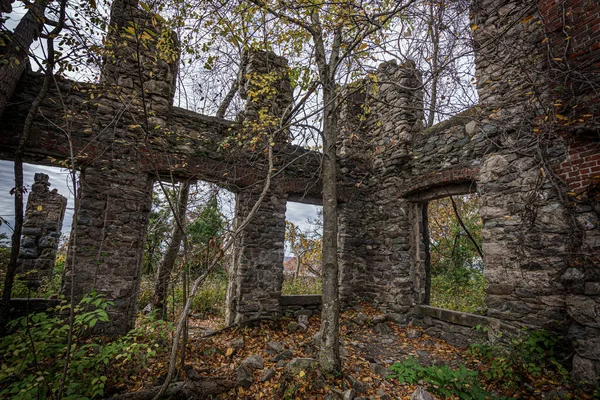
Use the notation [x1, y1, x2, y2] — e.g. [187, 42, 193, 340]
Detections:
[467, 328, 568, 389]
[0, 291, 170, 399]
[430, 270, 487, 314]
[388, 356, 499, 400]
[191, 275, 228, 316]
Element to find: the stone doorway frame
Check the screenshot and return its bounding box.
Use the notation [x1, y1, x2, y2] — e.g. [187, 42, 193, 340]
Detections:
[405, 182, 479, 309]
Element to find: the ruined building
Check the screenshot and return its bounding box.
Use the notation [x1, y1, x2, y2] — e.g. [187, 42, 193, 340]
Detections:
[1, 0, 599, 383]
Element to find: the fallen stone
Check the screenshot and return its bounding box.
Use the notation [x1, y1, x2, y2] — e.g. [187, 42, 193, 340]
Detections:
[417, 350, 430, 358]
[376, 388, 391, 400]
[270, 349, 293, 362]
[236, 365, 253, 388]
[373, 314, 387, 324]
[343, 389, 355, 400]
[388, 313, 408, 325]
[571, 355, 596, 384]
[298, 322, 308, 332]
[267, 341, 284, 354]
[354, 312, 368, 326]
[261, 368, 276, 382]
[369, 363, 389, 379]
[347, 374, 367, 393]
[374, 322, 392, 335]
[230, 337, 244, 350]
[410, 386, 434, 400]
[276, 359, 286, 368]
[285, 358, 317, 375]
[298, 314, 309, 325]
[340, 345, 350, 358]
[288, 321, 299, 332]
[406, 328, 422, 339]
[297, 309, 313, 317]
[241, 355, 264, 370]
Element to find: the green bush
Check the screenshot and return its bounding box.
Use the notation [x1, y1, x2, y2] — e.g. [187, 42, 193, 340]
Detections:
[467, 329, 568, 388]
[0, 250, 65, 299]
[430, 271, 487, 314]
[137, 272, 228, 317]
[137, 277, 154, 311]
[388, 356, 500, 400]
[282, 276, 322, 295]
[0, 291, 170, 399]
[190, 275, 228, 316]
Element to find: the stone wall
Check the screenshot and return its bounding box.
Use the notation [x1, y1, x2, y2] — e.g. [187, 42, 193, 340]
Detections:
[280, 295, 322, 317]
[334, 0, 600, 383]
[16, 173, 67, 286]
[225, 189, 288, 325]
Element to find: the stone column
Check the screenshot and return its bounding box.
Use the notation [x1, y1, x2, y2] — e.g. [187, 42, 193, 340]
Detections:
[337, 60, 424, 316]
[225, 50, 294, 325]
[62, 0, 177, 334]
[64, 166, 153, 333]
[225, 189, 287, 325]
[16, 173, 67, 287]
[238, 50, 294, 144]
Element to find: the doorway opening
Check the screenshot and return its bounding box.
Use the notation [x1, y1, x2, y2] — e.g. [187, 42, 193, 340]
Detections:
[425, 193, 486, 314]
[283, 201, 323, 294]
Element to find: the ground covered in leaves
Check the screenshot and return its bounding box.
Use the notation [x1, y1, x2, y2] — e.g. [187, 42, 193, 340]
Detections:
[107, 305, 591, 399]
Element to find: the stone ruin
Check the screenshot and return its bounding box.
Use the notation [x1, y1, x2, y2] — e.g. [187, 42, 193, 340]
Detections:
[16, 173, 67, 286]
[1, 0, 599, 383]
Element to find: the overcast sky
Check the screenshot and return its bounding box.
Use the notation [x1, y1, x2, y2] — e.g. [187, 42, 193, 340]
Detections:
[0, 161, 75, 241]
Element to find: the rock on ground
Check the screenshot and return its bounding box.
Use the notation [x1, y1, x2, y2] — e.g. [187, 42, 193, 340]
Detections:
[285, 358, 318, 375]
[236, 365, 253, 388]
[241, 355, 264, 370]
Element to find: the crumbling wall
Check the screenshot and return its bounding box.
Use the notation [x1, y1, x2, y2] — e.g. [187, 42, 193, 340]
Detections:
[336, 0, 599, 384]
[16, 173, 67, 286]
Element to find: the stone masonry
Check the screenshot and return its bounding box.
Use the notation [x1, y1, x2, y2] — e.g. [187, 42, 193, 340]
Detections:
[16, 173, 67, 286]
[0, 0, 599, 384]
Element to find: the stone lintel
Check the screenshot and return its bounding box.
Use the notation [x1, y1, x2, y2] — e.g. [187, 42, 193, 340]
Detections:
[280, 295, 322, 306]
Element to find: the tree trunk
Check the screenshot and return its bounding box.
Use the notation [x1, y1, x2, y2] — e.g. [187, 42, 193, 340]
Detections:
[318, 80, 341, 373]
[0, 0, 49, 120]
[153, 181, 190, 319]
[294, 253, 301, 279]
[426, 0, 441, 128]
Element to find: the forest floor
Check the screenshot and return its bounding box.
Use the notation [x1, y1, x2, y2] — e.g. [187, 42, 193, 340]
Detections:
[109, 304, 591, 399]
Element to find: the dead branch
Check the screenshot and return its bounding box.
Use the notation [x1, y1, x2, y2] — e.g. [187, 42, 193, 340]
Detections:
[107, 376, 234, 400]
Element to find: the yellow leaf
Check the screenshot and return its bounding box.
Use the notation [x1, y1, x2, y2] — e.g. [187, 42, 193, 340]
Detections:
[520, 16, 534, 24]
[471, 24, 478, 31]
[298, 370, 305, 378]
[37, 205, 43, 212]
[358, 43, 367, 50]
[225, 347, 234, 357]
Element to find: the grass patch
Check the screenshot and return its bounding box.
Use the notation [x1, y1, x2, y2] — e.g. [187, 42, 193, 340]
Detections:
[281, 276, 322, 295]
[430, 271, 487, 314]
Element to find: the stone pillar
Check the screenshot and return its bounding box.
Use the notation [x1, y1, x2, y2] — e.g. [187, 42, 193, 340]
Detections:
[337, 60, 424, 315]
[62, 0, 177, 334]
[239, 50, 294, 144]
[16, 173, 67, 287]
[64, 166, 154, 333]
[225, 189, 287, 325]
[225, 50, 294, 325]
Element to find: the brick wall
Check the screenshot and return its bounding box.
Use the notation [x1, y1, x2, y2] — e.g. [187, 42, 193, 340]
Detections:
[557, 137, 600, 193]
